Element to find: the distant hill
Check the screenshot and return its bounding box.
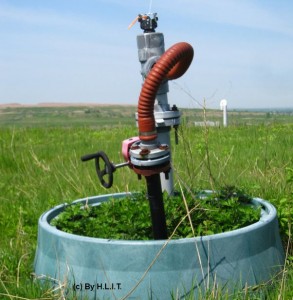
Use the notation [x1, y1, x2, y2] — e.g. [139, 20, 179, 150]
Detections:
[0, 102, 136, 108]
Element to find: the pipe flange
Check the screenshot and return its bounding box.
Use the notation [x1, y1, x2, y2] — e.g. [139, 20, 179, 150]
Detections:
[135, 110, 181, 128]
[129, 141, 170, 174]
[130, 142, 169, 165]
[154, 110, 181, 127]
[132, 162, 171, 177]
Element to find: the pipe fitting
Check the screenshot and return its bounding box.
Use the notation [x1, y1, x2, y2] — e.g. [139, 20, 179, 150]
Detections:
[137, 42, 194, 143]
[141, 56, 160, 79]
[129, 141, 171, 176]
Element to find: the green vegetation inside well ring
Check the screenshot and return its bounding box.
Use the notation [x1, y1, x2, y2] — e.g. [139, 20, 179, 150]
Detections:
[51, 186, 261, 240]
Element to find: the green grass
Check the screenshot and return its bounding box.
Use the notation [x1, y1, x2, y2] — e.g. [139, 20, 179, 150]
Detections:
[51, 188, 260, 240]
[1, 105, 292, 128]
[0, 106, 292, 299]
[0, 105, 137, 128]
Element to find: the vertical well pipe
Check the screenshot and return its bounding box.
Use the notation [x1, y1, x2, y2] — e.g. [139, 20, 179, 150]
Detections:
[145, 174, 168, 240]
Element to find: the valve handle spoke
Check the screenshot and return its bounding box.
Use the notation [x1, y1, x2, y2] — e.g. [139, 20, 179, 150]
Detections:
[100, 168, 107, 177]
[81, 151, 114, 188]
[81, 151, 129, 189]
[94, 151, 114, 189]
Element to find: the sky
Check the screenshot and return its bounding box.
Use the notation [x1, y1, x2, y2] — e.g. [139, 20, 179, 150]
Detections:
[0, 0, 292, 109]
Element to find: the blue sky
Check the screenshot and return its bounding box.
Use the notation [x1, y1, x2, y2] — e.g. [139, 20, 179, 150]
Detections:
[0, 0, 292, 109]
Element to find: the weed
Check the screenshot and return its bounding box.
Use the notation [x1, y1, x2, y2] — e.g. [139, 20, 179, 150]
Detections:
[51, 186, 260, 240]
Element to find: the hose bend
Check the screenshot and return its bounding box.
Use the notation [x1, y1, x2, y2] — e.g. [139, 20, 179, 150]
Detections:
[138, 42, 194, 142]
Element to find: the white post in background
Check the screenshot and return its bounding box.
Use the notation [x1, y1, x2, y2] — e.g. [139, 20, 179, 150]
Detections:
[220, 99, 228, 127]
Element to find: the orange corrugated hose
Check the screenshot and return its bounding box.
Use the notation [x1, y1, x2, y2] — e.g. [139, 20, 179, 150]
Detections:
[138, 42, 194, 142]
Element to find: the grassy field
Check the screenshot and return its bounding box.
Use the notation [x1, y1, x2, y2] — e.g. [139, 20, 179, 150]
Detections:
[0, 105, 292, 299]
[1, 104, 293, 128]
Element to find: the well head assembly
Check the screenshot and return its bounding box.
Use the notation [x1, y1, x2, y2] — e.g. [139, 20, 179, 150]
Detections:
[81, 12, 194, 239]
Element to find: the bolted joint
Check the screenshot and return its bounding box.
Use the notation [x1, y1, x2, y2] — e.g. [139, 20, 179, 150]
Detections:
[129, 140, 171, 176]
